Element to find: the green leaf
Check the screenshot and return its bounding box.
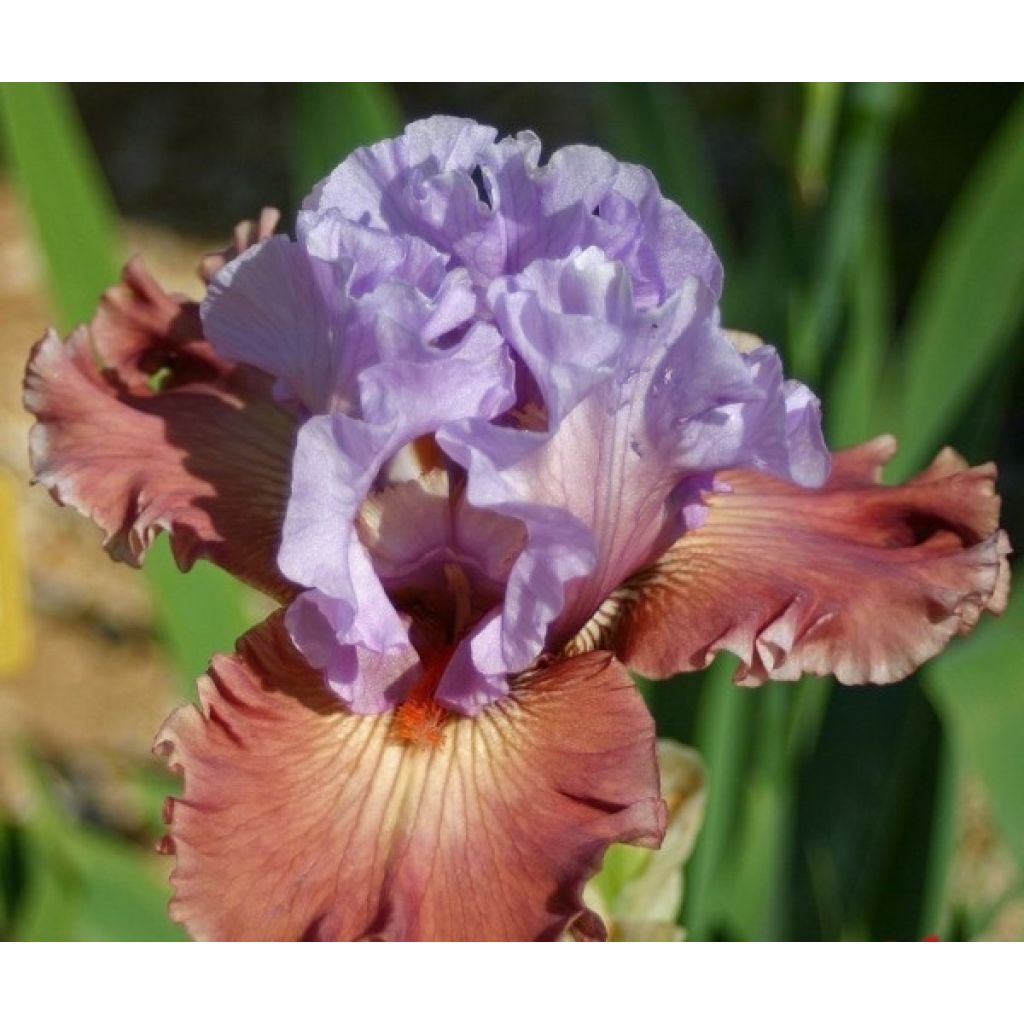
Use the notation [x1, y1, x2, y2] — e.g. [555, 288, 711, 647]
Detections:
[891, 90, 1024, 476]
[9, 830, 80, 941]
[0, 83, 119, 330]
[64, 829, 185, 942]
[718, 685, 795, 940]
[10, 754, 185, 941]
[788, 83, 903, 383]
[927, 589, 1024, 873]
[0, 82, 253, 690]
[681, 654, 750, 939]
[146, 538, 261, 692]
[916, 738, 960, 938]
[827, 206, 891, 448]
[292, 83, 403, 201]
[795, 83, 844, 206]
[788, 682, 946, 940]
[18, 805, 184, 941]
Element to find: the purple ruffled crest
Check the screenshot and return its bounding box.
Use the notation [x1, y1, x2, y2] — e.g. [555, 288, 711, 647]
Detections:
[200, 115, 829, 715]
[300, 115, 723, 302]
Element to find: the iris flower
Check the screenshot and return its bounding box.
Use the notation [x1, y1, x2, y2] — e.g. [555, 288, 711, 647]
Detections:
[24, 117, 1009, 941]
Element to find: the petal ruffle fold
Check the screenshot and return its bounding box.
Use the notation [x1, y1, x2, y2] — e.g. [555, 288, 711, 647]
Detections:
[201, 230, 480, 418]
[276, 321, 516, 711]
[198, 206, 281, 284]
[435, 254, 828, 710]
[612, 436, 1010, 684]
[24, 259, 298, 600]
[300, 115, 723, 297]
[156, 614, 665, 941]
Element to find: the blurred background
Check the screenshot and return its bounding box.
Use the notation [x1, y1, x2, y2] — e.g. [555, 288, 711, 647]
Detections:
[0, 83, 1021, 941]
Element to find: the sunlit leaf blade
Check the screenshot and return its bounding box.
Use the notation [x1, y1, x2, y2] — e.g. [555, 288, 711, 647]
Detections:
[719, 686, 795, 940]
[827, 207, 891, 448]
[9, 829, 79, 941]
[681, 654, 750, 939]
[926, 590, 1024, 873]
[65, 828, 185, 941]
[892, 90, 1024, 477]
[0, 83, 119, 331]
[0, 82, 253, 690]
[917, 740, 960, 939]
[795, 83, 843, 206]
[788, 82, 902, 382]
[292, 82, 403, 200]
[146, 539, 262, 689]
[14, 820, 185, 941]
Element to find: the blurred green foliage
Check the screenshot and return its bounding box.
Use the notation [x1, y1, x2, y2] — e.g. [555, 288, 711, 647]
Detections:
[0, 82, 1020, 941]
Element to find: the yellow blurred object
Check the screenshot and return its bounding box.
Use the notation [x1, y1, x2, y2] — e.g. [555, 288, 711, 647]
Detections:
[0, 464, 33, 674]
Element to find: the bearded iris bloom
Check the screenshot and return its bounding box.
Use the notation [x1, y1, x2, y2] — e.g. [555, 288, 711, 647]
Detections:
[23, 117, 1009, 941]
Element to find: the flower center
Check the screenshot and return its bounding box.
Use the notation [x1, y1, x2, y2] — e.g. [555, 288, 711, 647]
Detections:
[391, 646, 452, 749]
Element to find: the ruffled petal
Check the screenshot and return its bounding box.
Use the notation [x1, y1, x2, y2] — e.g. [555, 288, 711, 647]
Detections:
[203, 229, 485, 420]
[280, 415, 414, 699]
[434, 416, 603, 710]
[610, 437, 1011, 684]
[278, 321, 516, 711]
[198, 207, 281, 284]
[300, 212, 449, 297]
[155, 615, 665, 941]
[301, 115, 498, 236]
[586, 162, 723, 305]
[276, 325, 516, 591]
[23, 259, 297, 600]
[731, 343, 829, 487]
[434, 252, 826, 711]
[471, 134, 617, 279]
[300, 116, 723, 297]
[283, 589, 422, 713]
[201, 236, 356, 415]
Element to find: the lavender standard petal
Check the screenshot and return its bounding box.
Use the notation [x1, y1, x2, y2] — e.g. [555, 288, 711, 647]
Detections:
[437, 248, 829, 701]
[201, 237, 352, 414]
[202, 231, 481, 419]
[301, 116, 723, 299]
[197, 116, 830, 716]
[301, 115, 498, 235]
